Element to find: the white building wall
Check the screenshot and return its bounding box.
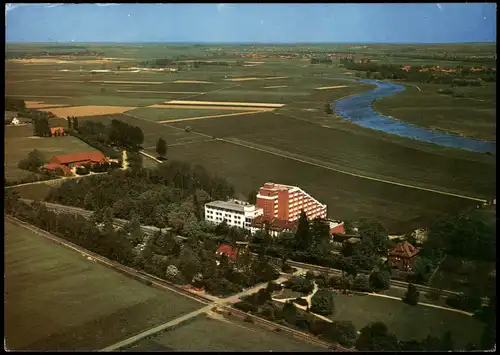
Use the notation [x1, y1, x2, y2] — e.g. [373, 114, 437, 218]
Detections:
[205, 202, 263, 231]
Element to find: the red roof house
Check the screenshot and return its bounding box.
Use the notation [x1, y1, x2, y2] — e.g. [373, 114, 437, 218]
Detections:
[388, 242, 419, 271]
[215, 244, 240, 262]
[50, 151, 108, 168]
[50, 127, 65, 136]
[42, 162, 72, 176]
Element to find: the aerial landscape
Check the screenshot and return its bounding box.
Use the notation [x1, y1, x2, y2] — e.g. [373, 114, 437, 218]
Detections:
[4, 3, 496, 352]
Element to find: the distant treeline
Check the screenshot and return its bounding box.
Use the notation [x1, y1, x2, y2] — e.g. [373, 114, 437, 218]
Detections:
[340, 59, 496, 84]
[140, 57, 232, 68]
[6, 50, 104, 59]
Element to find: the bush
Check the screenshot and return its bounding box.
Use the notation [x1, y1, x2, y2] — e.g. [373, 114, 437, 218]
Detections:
[446, 293, 482, 312]
[286, 276, 314, 294]
[353, 274, 371, 292]
[266, 281, 282, 293]
[403, 283, 420, 306]
[369, 268, 391, 291]
[244, 315, 254, 323]
[311, 289, 335, 316]
[234, 301, 258, 313]
[282, 263, 294, 273]
[325, 321, 358, 347]
[328, 275, 342, 288]
[185, 126, 192, 132]
[305, 271, 316, 280]
[75, 165, 90, 175]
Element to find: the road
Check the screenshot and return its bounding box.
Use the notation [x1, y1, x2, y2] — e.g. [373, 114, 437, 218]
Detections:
[21, 199, 488, 303]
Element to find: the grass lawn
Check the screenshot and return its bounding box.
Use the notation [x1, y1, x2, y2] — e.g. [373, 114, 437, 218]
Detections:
[429, 254, 496, 296]
[273, 289, 305, 300]
[8, 180, 62, 200]
[166, 140, 479, 233]
[329, 293, 484, 349]
[4, 218, 204, 351]
[4, 122, 98, 181]
[373, 82, 496, 142]
[126, 313, 327, 352]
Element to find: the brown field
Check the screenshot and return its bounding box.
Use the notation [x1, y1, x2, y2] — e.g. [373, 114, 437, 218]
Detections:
[149, 104, 274, 111]
[315, 85, 349, 90]
[164, 100, 285, 108]
[39, 105, 137, 117]
[157, 111, 265, 123]
[173, 80, 214, 84]
[4, 218, 203, 351]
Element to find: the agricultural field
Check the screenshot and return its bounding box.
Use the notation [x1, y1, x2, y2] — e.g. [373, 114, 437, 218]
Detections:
[4, 120, 98, 181]
[4, 218, 204, 351]
[327, 293, 484, 349]
[373, 82, 496, 141]
[125, 313, 327, 352]
[5, 43, 496, 233]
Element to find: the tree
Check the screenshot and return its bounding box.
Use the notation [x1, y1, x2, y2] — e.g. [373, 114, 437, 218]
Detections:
[403, 282, 420, 306]
[356, 322, 400, 351]
[156, 138, 167, 159]
[67, 116, 72, 129]
[310, 218, 330, 246]
[358, 219, 389, 254]
[440, 331, 454, 351]
[282, 301, 297, 325]
[73, 116, 79, 131]
[353, 274, 371, 292]
[310, 289, 335, 316]
[295, 210, 312, 250]
[102, 207, 115, 234]
[127, 214, 144, 247]
[411, 256, 433, 283]
[324, 103, 333, 114]
[18, 149, 45, 172]
[247, 189, 257, 205]
[369, 268, 391, 291]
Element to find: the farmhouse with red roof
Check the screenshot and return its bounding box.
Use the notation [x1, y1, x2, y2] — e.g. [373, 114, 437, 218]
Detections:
[215, 244, 241, 262]
[388, 241, 420, 271]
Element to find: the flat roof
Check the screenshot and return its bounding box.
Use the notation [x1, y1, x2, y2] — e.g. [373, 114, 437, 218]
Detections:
[205, 200, 248, 212]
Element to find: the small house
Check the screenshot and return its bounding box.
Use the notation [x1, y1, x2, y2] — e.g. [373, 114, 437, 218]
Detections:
[215, 243, 241, 262]
[11, 117, 20, 125]
[50, 127, 65, 136]
[388, 241, 419, 271]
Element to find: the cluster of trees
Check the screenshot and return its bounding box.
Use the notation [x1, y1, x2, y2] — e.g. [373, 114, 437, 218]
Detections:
[46, 161, 234, 225]
[5, 97, 56, 126]
[108, 119, 144, 151]
[339, 59, 496, 84]
[33, 117, 52, 137]
[67, 120, 120, 159]
[5, 172, 58, 187]
[155, 138, 168, 160]
[17, 149, 46, 173]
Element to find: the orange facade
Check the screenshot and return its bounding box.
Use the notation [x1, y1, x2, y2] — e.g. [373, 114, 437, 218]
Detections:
[256, 182, 327, 222]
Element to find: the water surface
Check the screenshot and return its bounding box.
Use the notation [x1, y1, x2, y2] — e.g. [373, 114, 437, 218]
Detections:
[334, 79, 496, 154]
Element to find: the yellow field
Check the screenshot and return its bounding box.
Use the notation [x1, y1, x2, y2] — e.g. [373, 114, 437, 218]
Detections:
[157, 110, 266, 123]
[149, 104, 274, 111]
[244, 61, 265, 64]
[173, 80, 214, 84]
[116, 90, 203, 94]
[263, 85, 289, 89]
[263, 76, 288, 80]
[315, 85, 349, 90]
[89, 80, 164, 85]
[38, 106, 137, 117]
[164, 100, 285, 108]
[224, 77, 260, 82]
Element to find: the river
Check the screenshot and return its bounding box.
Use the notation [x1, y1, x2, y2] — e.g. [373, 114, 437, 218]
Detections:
[333, 79, 496, 154]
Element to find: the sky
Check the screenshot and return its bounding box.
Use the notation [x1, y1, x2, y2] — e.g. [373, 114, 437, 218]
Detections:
[5, 3, 497, 43]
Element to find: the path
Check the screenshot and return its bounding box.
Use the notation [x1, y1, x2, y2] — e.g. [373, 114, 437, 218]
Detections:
[102, 275, 291, 351]
[139, 150, 162, 163]
[156, 110, 266, 124]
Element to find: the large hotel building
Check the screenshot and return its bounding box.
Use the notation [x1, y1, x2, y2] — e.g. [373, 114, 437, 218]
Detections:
[256, 182, 327, 222]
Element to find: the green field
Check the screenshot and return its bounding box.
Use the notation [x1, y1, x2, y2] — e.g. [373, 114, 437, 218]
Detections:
[374, 82, 496, 141]
[4, 218, 203, 351]
[327, 294, 483, 348]
[126, 313, 327, 352]
[4, 120, 98, 181]
[127, 106, 254, 122]
[5, 43, 496, 234]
